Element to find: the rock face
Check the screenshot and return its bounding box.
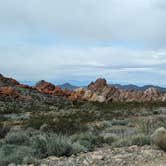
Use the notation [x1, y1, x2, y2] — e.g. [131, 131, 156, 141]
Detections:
[88, 78, 107, 91]
[69, 88, 85, 101]
[35, 80, 68, 97]
[35, 80, 56, 93]
[151, 127, 166, 151]
[0, 87, 19, 98]
[143, 87, 161, 101]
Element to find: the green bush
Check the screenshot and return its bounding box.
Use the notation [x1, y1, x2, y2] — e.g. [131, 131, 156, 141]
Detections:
[0, 124, 10, 139]
[71, 142, 87, 154]
[71, 132, 102, 151]
[112, 119, 129, 126]
[5, 132, 30, 145]
[0, 144, 33, 166]
[113, 133, 151, 147]
[47, 134, 73, 157]
[100, 133, 118, 144]
[31, 134, 48, 158]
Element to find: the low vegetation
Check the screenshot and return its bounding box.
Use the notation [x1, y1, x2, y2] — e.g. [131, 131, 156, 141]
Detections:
[0, 99, 166, 165]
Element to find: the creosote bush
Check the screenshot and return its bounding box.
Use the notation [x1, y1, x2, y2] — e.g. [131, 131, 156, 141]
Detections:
[113, 133, 151, 148]
[5, 132, 30, 145]
[71, 132, 103, 151]
[46, 134, 73, 157]
[0, 130, 96, 165]
[0, 144, 34, 165]
[0, 124, 10, 139]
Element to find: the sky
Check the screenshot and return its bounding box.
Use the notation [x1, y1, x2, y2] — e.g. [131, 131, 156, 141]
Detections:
[0, 0, 166, 86]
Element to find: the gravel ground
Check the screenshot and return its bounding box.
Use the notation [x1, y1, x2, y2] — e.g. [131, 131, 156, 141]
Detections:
[39, 145, 166, 166]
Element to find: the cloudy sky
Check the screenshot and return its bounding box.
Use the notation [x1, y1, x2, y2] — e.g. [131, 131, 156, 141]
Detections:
[0, 0, 166, 86]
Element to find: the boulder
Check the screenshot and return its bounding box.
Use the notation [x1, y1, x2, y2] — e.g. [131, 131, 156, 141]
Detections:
[151, 127, 166, 151]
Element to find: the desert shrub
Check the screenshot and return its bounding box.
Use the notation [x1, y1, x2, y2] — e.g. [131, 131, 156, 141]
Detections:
[138, 118, 155, 135]
[71, 142, 87, 154]
[0, 131, 88, 165]
[100, 133, 118, 144]
[101, 120, 112, 128]
[25, 111, 95, 134]
[113, 133, 151, 147]
[40, 123, 49, 132]
[71, 132, 102, 151]
[112, 119, 129, 126]
[0, 144, 33, 166]
[130, 134, 151, 146]
[0, 124, 10, 139]
[46, 134, 73, 157]
[90, 120, 112, 131]
[5, 131, 30, 145]
[31, 134, 48, 158]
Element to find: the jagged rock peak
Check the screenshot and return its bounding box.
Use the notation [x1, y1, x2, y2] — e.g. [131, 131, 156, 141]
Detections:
[35, 80, 55, 91]
[88, 78, 107, 91]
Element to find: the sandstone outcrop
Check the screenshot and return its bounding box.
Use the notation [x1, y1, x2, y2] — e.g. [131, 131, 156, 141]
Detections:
[0, 86, 19, 98]
[88, 78, 107, 91]
[35, 80, 56, 93]
[69, 87, 85, 101]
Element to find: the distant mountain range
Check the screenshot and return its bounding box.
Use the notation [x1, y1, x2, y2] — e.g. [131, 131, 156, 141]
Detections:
[58, 83, 79, 90]
[59, 82, 166, 92]
[20, 79, 166, 92]
[111, 84, 166, 92]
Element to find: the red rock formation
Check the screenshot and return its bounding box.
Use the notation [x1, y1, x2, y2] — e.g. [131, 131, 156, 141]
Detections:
[0, 87, 19, 98]
[35, 80, 66, 96]
[88, 78, 107, 91]
[0, 74, 165, 103]
[35, 80, 55, 93]
[63, 89, 73, 97]
[69, 87, 85, 100]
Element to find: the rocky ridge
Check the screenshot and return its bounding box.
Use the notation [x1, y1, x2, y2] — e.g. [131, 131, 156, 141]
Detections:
[0, 74, 166, 102]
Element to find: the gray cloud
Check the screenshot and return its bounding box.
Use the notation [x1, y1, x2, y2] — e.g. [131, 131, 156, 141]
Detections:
[0, 0, 166, 48]
[0, 0, 166, 85]
[1, 45, 166, 86]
